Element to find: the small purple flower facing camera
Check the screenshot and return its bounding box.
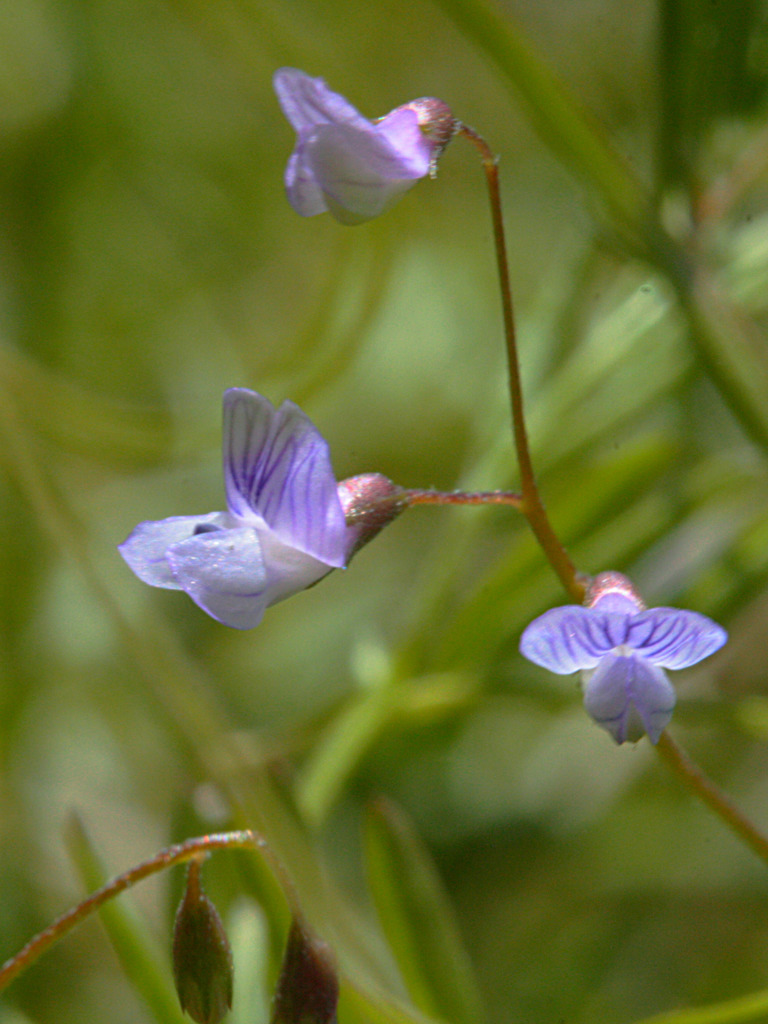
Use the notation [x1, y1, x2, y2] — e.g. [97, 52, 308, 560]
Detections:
[520, 572, 727, 744]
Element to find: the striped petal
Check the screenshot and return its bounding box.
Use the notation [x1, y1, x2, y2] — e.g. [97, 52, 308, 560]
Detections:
[222, 389, 348, 568]
[520, 605, 628, 673]
[626, 608, 728, 669]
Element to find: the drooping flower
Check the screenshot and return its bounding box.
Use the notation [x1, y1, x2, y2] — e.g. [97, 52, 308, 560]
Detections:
[273, 67, 456, 224]
[119, 388, 404, 629]
[519, 572, 728, 744]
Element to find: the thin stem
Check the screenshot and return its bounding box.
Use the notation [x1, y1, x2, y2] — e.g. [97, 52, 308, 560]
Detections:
[455, 127, 768, 874]
[404, 488, 523, 508]
[458, 124, 585, 603]
[655, 731, 768, 867]
[0, 830, 295, 994]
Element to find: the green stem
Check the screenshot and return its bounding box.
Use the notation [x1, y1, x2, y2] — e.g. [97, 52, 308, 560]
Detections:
[0, 830, 289, 994]
[459, 124, 585, 602]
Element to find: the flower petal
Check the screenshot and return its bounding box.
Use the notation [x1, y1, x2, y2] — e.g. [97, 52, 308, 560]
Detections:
[166, 526, 270, 630]
[284, 143, 329, 217]
[118, 513, 228, 588]
[583, 654, 676, 744]
[519, 605, 624, 673]
[273, 68, 371, 135]
[306, 124, 424, 224]
[373, 107, 433, 176]
[626, 608, 728, 669]
[222, 389, 348, 567]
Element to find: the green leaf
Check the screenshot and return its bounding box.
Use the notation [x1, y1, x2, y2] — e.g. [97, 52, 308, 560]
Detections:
[364, 798, 486, 1024]
[634, 983, 768, 1024]
[65, 814, 188, 1024]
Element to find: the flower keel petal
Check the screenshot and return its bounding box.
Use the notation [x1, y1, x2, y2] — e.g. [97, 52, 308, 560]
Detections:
[583, 654, 676, 744]
[284, 144, 329, 217]
[118, 513, 228, 589]
[166, 526, 270, 630]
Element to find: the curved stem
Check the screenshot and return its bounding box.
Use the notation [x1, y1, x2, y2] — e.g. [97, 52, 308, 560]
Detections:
[455, 128, 768, 872]
[655, 731, 768, 867]
[458, 124, 585, 602]
[0, 830, 295, 994]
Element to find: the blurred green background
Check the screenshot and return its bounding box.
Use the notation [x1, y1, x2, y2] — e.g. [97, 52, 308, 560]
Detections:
[3, 1, 768, 1022]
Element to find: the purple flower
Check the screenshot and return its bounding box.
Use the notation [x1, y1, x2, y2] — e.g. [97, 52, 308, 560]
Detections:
[519, 572, 728, 744]
[273, 68, 456, 224]
[119, 389, 403, 629]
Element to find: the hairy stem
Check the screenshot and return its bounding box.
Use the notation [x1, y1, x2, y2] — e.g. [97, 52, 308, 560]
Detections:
[0, 830, 293, 993]
[404, 488, 523, 508]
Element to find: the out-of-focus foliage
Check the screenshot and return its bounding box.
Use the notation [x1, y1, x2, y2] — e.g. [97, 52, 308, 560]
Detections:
[2, 1, 768, 1023]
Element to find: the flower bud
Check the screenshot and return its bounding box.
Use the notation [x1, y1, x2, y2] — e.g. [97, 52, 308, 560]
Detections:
[397, 97, 458, 175]
[172, 859, 234, 1024]
[270, 918, 339, 1024]
[584, 570, 645, 612]
[337, 473, 407, 558]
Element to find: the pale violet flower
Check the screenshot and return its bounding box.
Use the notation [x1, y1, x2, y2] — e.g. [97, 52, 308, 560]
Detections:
[519, 572, 728, 744]
[273, 68, 456, 224]
[119, 389, 403, 629]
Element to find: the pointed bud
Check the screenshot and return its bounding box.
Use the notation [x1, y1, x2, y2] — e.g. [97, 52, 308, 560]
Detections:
[337, 474, 407, 559]
[270, 918, 339, 1024]
[172, 858, 234, 1024]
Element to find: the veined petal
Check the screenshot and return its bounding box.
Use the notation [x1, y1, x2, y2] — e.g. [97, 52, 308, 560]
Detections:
[306, 124, 424, 223]
[118, 512, 228, 589]
[626, 608, 728, 669]
[520, 605, 625, 673]
[583, 654, 676, 744]
[273, 68, 371, 134]
[223, 389, 348, 567]
[166, 526, 270, 630]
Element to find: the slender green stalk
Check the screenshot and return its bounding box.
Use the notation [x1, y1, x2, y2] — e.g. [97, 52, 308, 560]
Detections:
[0, 830, 288, 994]
[459, 123, 585, 603]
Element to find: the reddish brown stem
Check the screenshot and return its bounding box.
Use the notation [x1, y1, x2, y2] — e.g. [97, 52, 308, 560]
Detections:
[404, 488, 523, 508]
[458, 124, 585, 602]
[0, 830, 291, 994]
